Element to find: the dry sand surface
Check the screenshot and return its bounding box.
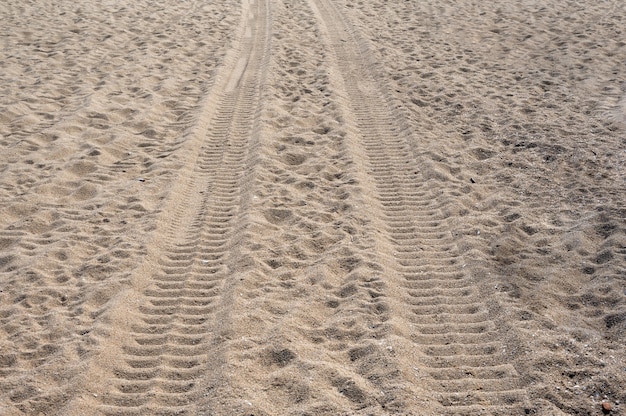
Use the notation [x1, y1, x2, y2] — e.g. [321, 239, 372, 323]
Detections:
[0, 0, 624, 415]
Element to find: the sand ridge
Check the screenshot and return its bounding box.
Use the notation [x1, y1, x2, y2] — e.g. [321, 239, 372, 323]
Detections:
[0, 0, 624, 415]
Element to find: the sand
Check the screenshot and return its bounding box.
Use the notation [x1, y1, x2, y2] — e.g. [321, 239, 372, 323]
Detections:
[0, 0, 624, 414]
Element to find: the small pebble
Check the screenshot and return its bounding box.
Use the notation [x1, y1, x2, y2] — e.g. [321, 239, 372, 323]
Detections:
[602, 402, 612, 414]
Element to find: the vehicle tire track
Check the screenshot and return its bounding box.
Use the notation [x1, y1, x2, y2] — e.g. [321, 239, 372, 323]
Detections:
[64, 0, 271, 414]
[207, 0, 432, 413]
[309, 0, 530, 414]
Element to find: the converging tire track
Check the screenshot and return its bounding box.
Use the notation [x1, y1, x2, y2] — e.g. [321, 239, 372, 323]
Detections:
[309, 0, 530, 414]
[66, 1, 271, 415]
[213, 0, 429, 413]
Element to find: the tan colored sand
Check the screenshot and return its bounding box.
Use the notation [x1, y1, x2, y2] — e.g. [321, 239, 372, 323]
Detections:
[0, 0, 624, 415]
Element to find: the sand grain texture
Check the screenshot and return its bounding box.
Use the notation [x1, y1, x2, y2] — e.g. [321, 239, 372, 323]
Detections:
[1, 0, 624, 415]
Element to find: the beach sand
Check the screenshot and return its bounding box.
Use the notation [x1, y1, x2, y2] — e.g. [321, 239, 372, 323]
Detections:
[0, 0, 624, 414]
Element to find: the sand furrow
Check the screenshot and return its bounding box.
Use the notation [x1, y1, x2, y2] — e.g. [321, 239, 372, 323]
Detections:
[310, 0, 532, 413]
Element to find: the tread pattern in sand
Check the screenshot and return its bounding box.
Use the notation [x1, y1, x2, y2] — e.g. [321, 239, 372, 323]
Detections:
[338, 1, 626, 413]
[211, 0, 419, 413]
[0, 0, 241, 413]
[76, 1, 271, 415]
[310, 0, 530, 413]
[2, 0, 624, 414]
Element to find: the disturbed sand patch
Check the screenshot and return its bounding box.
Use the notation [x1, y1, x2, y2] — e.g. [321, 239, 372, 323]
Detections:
[1, 0, 624, 415]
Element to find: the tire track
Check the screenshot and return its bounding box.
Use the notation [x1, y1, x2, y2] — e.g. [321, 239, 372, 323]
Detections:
[210, 0, 427, 413]
[65, 0, 271, 414]
[309, 0, 530, 414]
[0, 2, 241, 412]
